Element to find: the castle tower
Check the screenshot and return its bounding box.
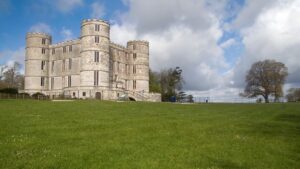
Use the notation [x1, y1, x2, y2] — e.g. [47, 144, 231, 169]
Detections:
[127, 40, 150, 92]
[25, 33, 51, 94]
[80, 19, 110, 98]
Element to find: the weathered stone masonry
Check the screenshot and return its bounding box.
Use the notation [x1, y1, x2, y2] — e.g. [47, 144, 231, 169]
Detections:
[24, 19, 161, 101]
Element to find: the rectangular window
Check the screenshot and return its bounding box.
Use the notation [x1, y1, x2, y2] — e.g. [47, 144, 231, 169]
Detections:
[133, 65, 136, 74]
[95, 36, 99, 43]
[51, 77, 54, 89]
[133, 45, 136, 50]
[94, 71, 99, 86]
[42, 48, 46, 54]
[62, 60, 65, 71]
[95, 24, 100, 31]
[68, 76, 71, 87]
[94, 51, 99, 62]
[41, 61, 45, 70]
[126, 53, 129, 60]
[63, 46, 66, 53]
[133, 53, 137, 59]
[69, 58, 72, 70]
[52, 48, 55, 55]
[83, 92, 86, 96]
[69, 45, 72, 52]
[51, 61, 54, 72]
[133, 80, 136, 89]
[41, 77, 44, 86]
[42, 38, 46, 45]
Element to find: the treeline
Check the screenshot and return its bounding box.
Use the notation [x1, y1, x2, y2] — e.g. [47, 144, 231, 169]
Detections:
[0, 62, 24, 94]
[286, 88, 300, 102]
[149, 67, 193, 102]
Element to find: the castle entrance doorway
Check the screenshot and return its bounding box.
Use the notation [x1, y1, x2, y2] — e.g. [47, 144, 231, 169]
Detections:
[95, 92, 101, 100]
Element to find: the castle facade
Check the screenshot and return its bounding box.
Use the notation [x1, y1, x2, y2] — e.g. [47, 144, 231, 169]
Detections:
[24, 19, 161, 101]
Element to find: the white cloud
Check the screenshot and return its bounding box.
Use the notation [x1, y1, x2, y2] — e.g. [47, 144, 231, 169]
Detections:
[220, 38, 236, 48]
[29, 23, 52, 34]
[60, 27, 74, 40]
[54, 0, 83, 13]
[111, 0, 229, 91]
[0, 47, 25, 73]
[90, 1, 105, 18]
[233, 0, 275, 28]
[231, 0, 300, 87]
[110, 23, 137, 44]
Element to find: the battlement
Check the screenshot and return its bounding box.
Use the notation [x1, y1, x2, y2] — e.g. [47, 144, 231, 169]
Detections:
[127, 40, 149, 45]
[110, 42, 128, 50]
[81, 19, 110, 25]
[50, 39, 80, 47]
[26, 32, 51, 38]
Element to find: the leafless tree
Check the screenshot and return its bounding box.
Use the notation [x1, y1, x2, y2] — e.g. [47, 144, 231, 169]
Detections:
[1, 62, 24, 89]
[0, 65, 8, 88]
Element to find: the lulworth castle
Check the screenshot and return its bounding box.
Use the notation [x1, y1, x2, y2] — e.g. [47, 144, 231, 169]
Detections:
[24, 19, 161, 101]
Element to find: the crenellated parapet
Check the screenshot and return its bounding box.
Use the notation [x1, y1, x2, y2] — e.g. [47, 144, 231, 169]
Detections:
[127, 40, 149, 44]
[26, 32, 51, 48]
[82, 19, 110, 25]
[50, 39, 80, 48]
[81, 19, 110, 39]
[127, 40, 149, 54]
[110, 42, 128, 51]
[26, 32, 52, 38]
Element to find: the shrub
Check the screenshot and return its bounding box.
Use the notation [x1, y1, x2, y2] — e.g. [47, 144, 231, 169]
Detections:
[31, 92, 46, 99]
[0, 88, 18, 94]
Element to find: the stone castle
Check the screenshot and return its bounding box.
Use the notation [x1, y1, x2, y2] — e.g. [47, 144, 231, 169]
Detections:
[24, 19, 161, 101]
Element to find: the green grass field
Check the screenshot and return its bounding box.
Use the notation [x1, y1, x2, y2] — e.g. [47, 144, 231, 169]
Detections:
[0, 100, 299, 169]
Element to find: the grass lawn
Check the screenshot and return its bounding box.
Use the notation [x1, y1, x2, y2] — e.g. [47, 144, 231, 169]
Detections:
[0, 100, 299, 169]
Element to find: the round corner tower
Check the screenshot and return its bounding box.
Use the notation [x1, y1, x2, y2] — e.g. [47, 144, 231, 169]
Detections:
[25, 32, 51, 94]
[80, 19, 110, 95]
[127, 40, 149, 93]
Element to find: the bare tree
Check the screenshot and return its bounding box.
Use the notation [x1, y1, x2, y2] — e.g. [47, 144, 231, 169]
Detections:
[0, 65, 7, 81]
[2, 62, 24, 89]
[243, 60, 288, 103]
[0, 65, 8, 88]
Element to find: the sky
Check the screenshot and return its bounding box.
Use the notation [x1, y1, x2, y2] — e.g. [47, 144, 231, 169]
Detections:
[0, 0, 299, 101]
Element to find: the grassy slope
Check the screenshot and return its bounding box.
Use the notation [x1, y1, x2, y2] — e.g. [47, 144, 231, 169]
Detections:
[0, 100, 299, 169]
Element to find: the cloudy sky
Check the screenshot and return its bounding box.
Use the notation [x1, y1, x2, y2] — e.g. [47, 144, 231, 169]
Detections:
[0, 0, 299, 100]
